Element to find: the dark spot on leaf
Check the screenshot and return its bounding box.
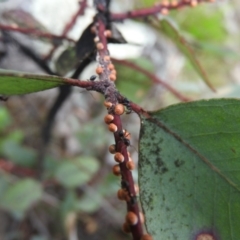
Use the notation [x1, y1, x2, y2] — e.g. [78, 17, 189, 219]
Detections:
[231, 148, 236, 154]
[140, 126, 145, 137]
[145, 142, 150, 148]
[156, 157, 164, 167]
[174, 159, 185, 167]
[161, 167, 168, 174]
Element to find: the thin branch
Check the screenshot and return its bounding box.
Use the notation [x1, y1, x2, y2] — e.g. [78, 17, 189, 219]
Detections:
[94, 10, 145, 240]
[112, 58, 191, 102]
[3, 31, 56, 75]
[0, 24, 75, 43]
[0, 159, 36, 177]
[37, 57, 94, 179]
[45, 0, 87, 60]
[62, 0, 87, 36]
[110, 0, 215, 21]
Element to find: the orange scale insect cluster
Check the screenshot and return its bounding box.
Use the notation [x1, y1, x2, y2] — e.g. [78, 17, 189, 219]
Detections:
[96, 42, 104, 50]
[161, 0, 170, 6]
[108, 123, 118, 132]
[141, 234, 153, 240]
[96, 66, 103, 75]
[126, 211, 138, 226]
[114, 152, 124, 163]
[104, 30, 112, 38]
[170, 0, 178, 6]
[112, 164, 121, 176]
[114, 104, 125, 115]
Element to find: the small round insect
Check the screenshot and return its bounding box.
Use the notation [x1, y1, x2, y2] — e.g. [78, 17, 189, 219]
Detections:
[114, 104, 125, 115]
[141, 234, 153, 240]
[96, 66, 103, 74]
[118, 129, 131, 146]
[109, 123, 118, 133]
[126, 211, 138, 226]
[90, 75, 97, 81]
[121, 180, 129, 190]
[121, 97, 132, 114]
[0, 96, 8, 101]
[130, 196, 137, 205]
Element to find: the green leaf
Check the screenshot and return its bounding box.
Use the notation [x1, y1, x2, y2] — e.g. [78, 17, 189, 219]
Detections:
[76, 189, 102, 213]
[0, 69, 68, 96]
[78, 123, 107, 154]
[55, 156, 99, 188]
[153, 19, 214, 91]
[4, 130, 24, 143]
[1, 141, 37, 167]
[1, 179, 42, 215]
[193, 42, 239, 59]
[115, 58, 152, 102]
[0, 107, 11, 131]
[139, 99, 240, 240]
[174, 5, 226, 43]
[0, 175, 11, 197]
[55, 47, 78, 76]
[135, 0, 155, 8]
[60, 190, 78, 219]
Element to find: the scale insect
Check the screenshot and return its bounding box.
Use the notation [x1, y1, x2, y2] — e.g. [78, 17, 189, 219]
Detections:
[118, 129, 138, 153]
[89, 75, 97, 81]
[118, 129, 131, 146]
[0, 96, 8, 101]
[121, 97, 132, 114]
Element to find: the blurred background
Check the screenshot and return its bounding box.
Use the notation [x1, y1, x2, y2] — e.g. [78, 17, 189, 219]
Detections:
[0, 0, 239, 239]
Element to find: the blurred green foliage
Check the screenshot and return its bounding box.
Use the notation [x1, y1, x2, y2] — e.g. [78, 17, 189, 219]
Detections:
[174, 5, 226, 43]
[55, 156, 99, 188]
[115, 58, 153, 103]
[1, 179, 42, 218]
[0, 104, 123, 239]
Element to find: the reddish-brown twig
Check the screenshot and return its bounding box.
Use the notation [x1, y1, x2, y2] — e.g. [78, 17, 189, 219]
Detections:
[0, 159, 36, 177]
[44, 0, 87, 60]
[0, 24, 75, 43]
[111, 0, 215, 21]
[62, 0, 87, 36]
[92, 11, 145, 240]
[112, 58, 191, 102]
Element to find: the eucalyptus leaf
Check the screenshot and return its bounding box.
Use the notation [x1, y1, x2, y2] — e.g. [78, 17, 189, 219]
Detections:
[55, 47, 78, 76]
[139, 99, 240, 240]
[0, 69, 69, 96]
